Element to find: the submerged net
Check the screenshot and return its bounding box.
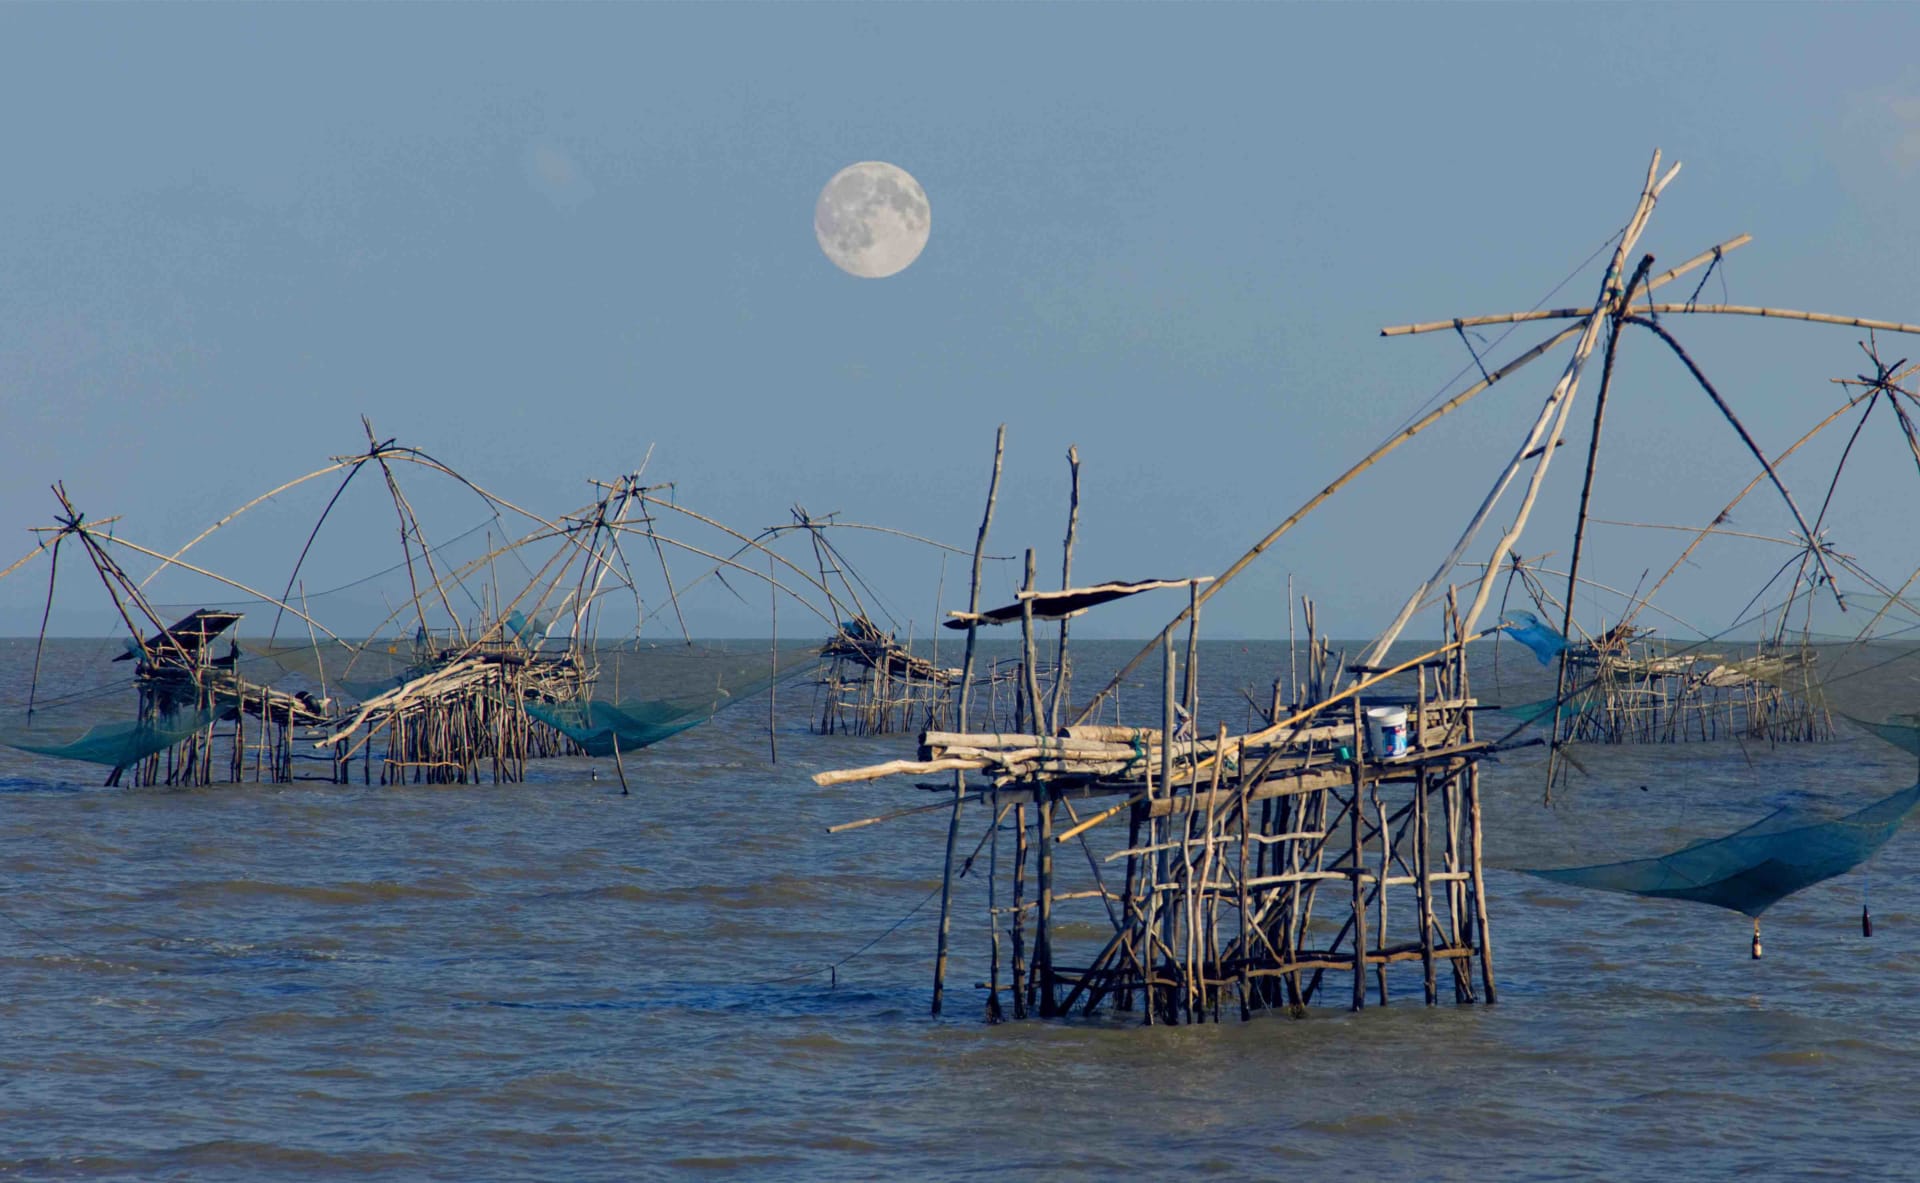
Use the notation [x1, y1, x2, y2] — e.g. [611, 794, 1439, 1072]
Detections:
[521, 642, 815, 758]
[0, 708, 218, 769]
[522, 698, 716, 757]
[1527, 769, 1920, 917]
[1496, 583, 1920, 917]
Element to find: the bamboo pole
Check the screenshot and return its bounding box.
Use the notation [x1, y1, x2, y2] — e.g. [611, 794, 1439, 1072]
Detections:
[1642, 304, 1920, 335]
[1020, 551, 1046, 742]
[93, 534, 348, 646]
[1373, 782, 1390, 1005]
[1158, 630, 1176, 1023]
[1037, 788, 1057, 1017]
[1288, 574, 1297, 713]
[1621, 314, 1842, 603]
[1417, 765, 1437, 1005]
[1377, 234, 1752, 336]
[255, 449, 379, 648]
[1012, 801, 1029, 1019]
[1467, 752, 1498, 1003]
[987, 784, 1003, 1023]
[25, 535, 63, 726]
[1547, 255, 1653, 793]
[1369, 152, 1677, 663]
[611, 733, 631, 796]
[1236, 724, 1253, 1020]
[931, 554, 946, 726]
[1350, 699, 1368, 1012]
[0, 540, 49, 584]
[1070, 320, 1584, 727]
[932, 424, 1005, 1018]
[769, 554, 778, 764]
[1453, 159, 1676, 637]
[1183, 580, 1200, 722]
[1049, 446, 1081, 734]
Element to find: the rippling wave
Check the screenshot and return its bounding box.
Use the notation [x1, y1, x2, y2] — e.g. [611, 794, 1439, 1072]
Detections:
[2, 639, 1916, 1180]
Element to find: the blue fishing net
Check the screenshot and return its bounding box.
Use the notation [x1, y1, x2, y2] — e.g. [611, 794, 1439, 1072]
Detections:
[1497, 610, 1566, 665]
[1527, 775, 1920, 917]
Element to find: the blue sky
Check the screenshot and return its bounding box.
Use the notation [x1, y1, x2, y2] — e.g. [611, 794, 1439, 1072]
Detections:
[4, 3, 1918, 640]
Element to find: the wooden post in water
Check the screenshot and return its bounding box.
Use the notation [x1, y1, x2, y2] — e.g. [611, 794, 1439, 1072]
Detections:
[1011, 801, 1029, 1019]
[1468, 754, 1498, 1003]
[933, 424, 1004, 1017]
[1157, 629, 1177, 1023]
[1036, 784, 1057, 1017]
[1351, 697, 1369, 1013]
[768, 553, 778, 765]
[1417, 761, 1437, 1005]
[987, 784, 1003, 1023]
[610, 732, 630, 796]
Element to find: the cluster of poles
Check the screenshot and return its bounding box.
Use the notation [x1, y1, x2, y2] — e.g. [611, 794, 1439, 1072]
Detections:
[816, 148, 1920, 1021]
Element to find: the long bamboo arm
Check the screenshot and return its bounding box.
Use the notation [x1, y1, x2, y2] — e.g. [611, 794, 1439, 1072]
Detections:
[1379, 234, 1750, 336]
[636, 495, 838, 609]
[93, 533, 350, 644]
[1643, 304, 1920, 335]
[1624, 385, 1879, 628]
[382, 449, 625, 584]
[0, 542, 46, 583]
[1384, 296, 1920, 344]
[1621, 314, 1841, 601]
[1067, 321, 1582, 726]
[1453, 158, 1680, 638]
[759, 519, 1008, 559]
[134, 458, 358, 590]
[1371, 154, 1675, 663]
[1585, 518, 1803, 548]
[616, 528, 837, 627]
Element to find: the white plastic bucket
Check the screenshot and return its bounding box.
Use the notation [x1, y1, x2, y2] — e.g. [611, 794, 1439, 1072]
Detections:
[1366, 706, 1410, 759]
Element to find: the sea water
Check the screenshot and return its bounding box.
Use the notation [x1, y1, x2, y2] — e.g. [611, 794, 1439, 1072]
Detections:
[1, 638, 1916, 1181]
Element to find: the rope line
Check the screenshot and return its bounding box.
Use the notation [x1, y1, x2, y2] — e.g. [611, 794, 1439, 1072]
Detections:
[754, 882, 944, 987]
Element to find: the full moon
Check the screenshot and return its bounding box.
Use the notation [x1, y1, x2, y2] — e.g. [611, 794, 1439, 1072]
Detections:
[814, 161, 931, 279]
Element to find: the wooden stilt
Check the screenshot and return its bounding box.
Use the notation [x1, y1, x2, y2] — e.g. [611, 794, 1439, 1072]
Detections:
[932, 425, 1005, 1017]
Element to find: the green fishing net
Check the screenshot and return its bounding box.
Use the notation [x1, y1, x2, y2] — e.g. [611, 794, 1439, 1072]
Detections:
[1502, 586, 1920, 916]
[525, 643, 816, 758]
[0, 708, 218, 769]
[1526, 772, 1920, 917]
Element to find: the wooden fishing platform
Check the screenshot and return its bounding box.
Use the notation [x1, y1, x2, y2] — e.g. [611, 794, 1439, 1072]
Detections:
[108, 608, 593, 788]
[1560, 639, 1831, 744]
[314, 631, 593, 785]
[814, 442, 1501, 1023]
[113, 608, 333, 788]
[813, 615, 957, 736]
[820, 644, 1498, 1024]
